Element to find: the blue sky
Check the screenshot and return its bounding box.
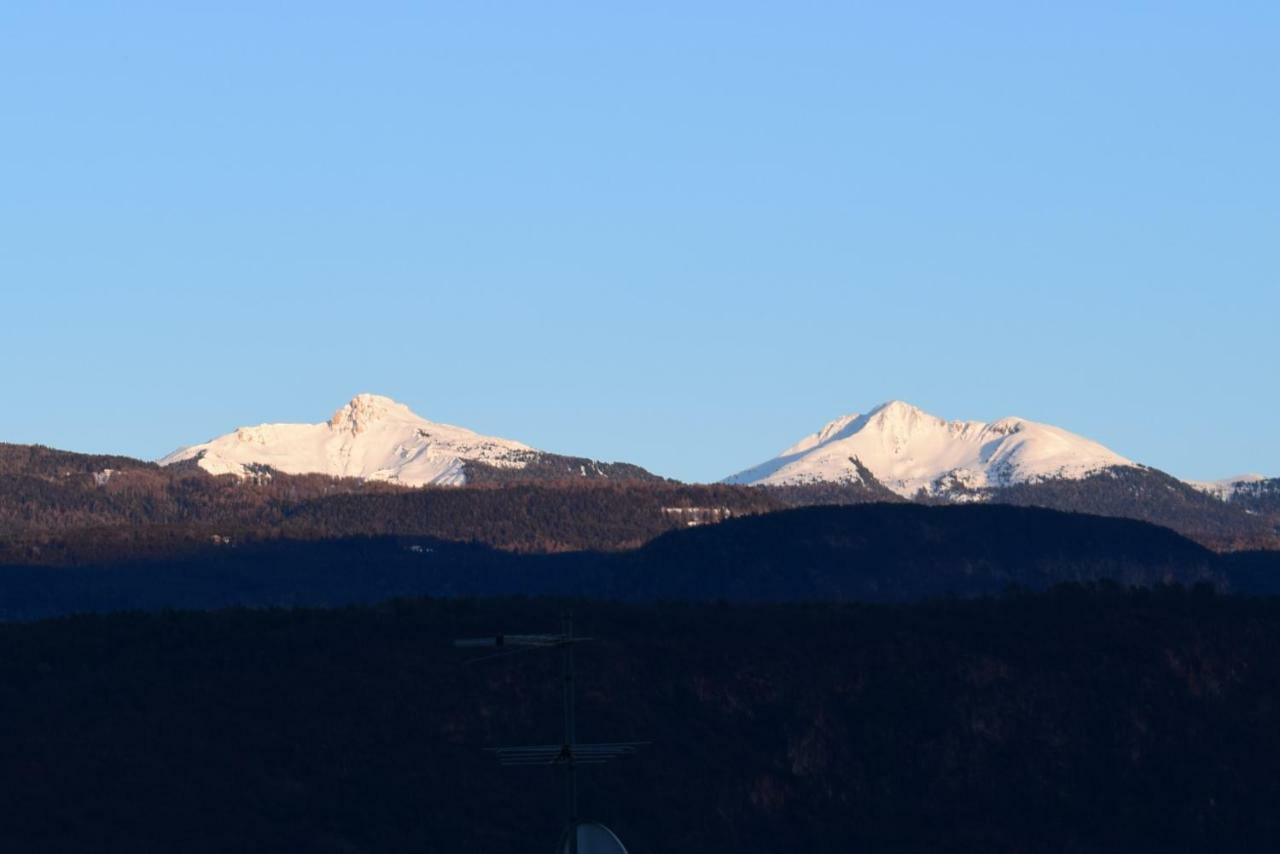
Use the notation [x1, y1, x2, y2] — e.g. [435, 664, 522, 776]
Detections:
[2, 2, 1276, 482]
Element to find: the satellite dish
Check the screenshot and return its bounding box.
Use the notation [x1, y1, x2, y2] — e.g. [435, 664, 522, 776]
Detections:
[559, 822, 629, 854]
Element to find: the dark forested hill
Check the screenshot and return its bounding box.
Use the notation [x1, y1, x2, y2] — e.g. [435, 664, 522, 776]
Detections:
[985, 467, 1280, 551]
[280, 482, 779, 552]
[0, 443, 781, 559]
[4, 503, 1276, 621]
[0, 442, 150, 477]
[2, 590, 1279, 853]
[0, 442, 408, 536]
[615, 502, 1226, 601]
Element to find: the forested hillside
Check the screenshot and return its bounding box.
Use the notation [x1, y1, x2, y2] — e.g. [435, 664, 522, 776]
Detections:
[6, 504, 1276, 621]
[986, 467, 1280, 551]
[0, 444, 780, 560]
[2, 444, 1276, 564]
[758, 466, 1280, 551]
[1, 589, 1278, 853]
[461, 453, 665, 484]
[1226, 477, 1280, 532]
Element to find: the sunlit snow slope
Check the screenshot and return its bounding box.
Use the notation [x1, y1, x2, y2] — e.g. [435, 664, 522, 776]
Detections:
[159, 394, 535, 486]
[724, 401, 1135, 497]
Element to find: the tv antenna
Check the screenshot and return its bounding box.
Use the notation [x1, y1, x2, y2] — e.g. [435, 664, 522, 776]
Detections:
[454, 614, 644, 854]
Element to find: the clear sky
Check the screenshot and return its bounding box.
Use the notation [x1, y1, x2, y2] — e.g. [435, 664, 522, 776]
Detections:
[2, 2, 1276, 483]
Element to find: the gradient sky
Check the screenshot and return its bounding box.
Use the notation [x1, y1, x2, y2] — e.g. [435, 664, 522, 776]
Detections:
[2, 2, 1276, 483]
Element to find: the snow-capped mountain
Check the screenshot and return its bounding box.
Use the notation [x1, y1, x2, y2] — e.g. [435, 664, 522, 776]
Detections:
[160, 394, 540, 486]
[724, 401, 1135, 497]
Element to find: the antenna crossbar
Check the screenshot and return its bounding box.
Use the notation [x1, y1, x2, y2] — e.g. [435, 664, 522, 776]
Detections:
[489, 742, 647, 766]
[453, 633, 592, 649]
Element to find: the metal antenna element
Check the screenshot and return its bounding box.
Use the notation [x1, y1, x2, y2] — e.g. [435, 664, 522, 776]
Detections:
[453, 614, 645, 854]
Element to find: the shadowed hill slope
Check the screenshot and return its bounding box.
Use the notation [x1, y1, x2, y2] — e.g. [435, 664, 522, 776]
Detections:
[614, 503, 1223, 601]
[4, 503, 1271, 620]
[1, 590, 1278, 853]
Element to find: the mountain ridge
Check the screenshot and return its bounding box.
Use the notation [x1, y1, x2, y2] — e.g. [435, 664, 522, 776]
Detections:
[5, 396, 1277, 553]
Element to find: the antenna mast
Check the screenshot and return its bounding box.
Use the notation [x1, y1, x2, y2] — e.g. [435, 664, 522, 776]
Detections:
[454, 613, 643, 854]
[562, 613, 579, 845]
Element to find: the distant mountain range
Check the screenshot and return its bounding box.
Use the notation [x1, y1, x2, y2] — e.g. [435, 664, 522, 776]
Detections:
[160, 394, 1272, 497]
[0, 394, 1275, 553]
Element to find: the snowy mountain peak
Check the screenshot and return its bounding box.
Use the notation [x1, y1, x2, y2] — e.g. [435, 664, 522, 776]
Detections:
[865, 400, 950, 443]
[329, 394, 415, 434]
[724, 401, 1134, 496]
[160, 394, 535, 486]
[870, 399, 931, 423]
